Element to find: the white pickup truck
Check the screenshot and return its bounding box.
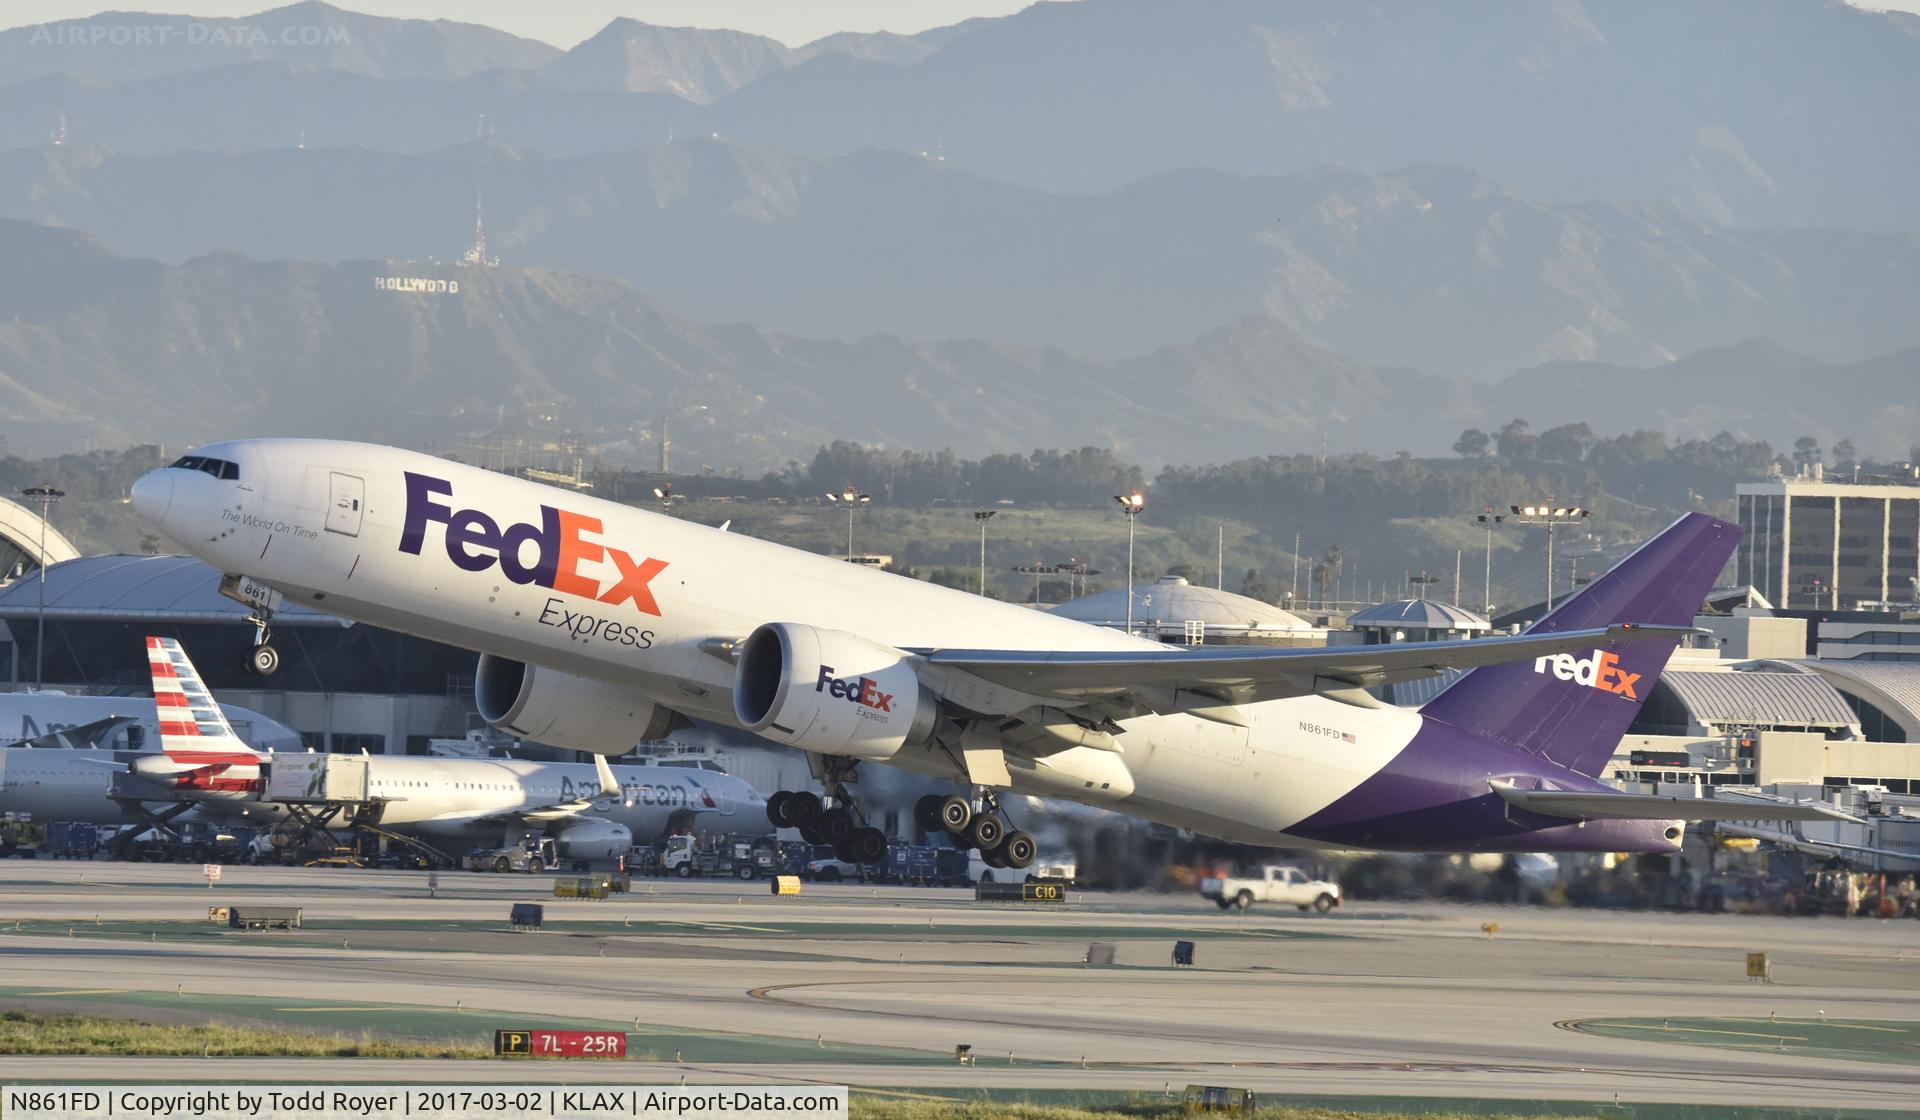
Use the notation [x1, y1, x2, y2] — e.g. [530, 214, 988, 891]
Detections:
[1200, 865, 1342, 912]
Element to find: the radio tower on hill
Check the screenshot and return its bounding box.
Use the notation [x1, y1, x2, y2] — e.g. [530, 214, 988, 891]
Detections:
[459, 189, 499, 267]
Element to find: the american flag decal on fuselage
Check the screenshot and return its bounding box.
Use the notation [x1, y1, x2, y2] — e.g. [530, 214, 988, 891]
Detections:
[146, 636, 262, 788]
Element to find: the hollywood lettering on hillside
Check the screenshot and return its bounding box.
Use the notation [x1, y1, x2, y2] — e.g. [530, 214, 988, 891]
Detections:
[375, 277, 460, 295]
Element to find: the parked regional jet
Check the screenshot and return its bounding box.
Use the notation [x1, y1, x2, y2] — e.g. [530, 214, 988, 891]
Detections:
[131, 440, 1847, 870]
[124, 636, 761, 861]
[0, 637, 761, 862]
[218, 751, 763, 864]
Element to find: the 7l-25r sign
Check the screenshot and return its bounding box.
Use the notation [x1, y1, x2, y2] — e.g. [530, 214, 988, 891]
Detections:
[493, 1028, 627, 1059]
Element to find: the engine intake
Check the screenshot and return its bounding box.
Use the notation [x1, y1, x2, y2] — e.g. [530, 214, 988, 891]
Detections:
[475, 654, 681, 756]
[733, 623, 935, 760]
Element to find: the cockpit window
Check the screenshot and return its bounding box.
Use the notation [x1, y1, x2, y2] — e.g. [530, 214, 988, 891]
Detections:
[170, 455, 239, 481]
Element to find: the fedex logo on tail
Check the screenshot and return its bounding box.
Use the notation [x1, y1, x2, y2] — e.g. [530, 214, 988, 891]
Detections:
[401, 473, 668, 616]
[816, 666, 894, 712]
[1533, 649, 1640, 699]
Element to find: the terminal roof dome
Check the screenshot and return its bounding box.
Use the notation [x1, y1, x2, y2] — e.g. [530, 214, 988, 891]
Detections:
[1052, 575, 1315, 632]
[1662, 668, 1859, 731]
[1346, 599, 1491, 631]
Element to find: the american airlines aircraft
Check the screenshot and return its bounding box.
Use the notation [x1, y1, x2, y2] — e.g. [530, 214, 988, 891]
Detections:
[130, 440, 1843, 870]
[0, 637, 761, 863]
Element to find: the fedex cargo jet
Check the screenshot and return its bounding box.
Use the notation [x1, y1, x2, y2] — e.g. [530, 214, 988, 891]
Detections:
[130, 440, 1844, 870]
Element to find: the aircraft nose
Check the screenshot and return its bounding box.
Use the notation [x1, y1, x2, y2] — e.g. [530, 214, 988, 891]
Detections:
[129, 470, 173, 525]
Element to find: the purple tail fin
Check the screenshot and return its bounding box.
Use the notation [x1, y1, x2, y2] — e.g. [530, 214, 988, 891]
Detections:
[1420, 512, 1740, 777]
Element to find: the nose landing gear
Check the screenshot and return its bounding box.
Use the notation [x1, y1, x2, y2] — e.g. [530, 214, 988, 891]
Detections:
[915, 789, 1035, 871]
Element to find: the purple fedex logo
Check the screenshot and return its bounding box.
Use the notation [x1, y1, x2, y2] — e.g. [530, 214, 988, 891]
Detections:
[399, 472, 668, 616]
[816, 666, 894, 712]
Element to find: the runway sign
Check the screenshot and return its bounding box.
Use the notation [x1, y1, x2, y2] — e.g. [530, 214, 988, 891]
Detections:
[975, 879, 1068, 902]
[495, 1029, 626, 1058]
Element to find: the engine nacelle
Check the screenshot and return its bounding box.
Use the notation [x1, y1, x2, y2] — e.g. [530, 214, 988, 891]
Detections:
[550, 817, 633, 865]
[732, 622, 936, 760]
[475, 654, 680, 756]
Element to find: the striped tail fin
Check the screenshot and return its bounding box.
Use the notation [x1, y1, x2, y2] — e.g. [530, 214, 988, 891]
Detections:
[147, 636, 261, 766]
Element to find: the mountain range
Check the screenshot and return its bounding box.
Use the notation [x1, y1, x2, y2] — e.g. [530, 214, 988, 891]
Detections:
[0, 219, 1909, 466]
[1, 1, 1916, 232]
[3, 144, 1915, 375]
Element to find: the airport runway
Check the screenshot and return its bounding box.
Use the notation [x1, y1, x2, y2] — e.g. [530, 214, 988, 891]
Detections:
[0, 862, 1915, 1112]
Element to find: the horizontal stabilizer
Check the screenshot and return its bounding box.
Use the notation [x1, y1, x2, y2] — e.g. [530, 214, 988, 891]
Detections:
[1492, 783, 1858, 824]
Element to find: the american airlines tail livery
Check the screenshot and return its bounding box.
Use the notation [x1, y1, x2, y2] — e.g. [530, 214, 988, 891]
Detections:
[131, 440, 1845, 870]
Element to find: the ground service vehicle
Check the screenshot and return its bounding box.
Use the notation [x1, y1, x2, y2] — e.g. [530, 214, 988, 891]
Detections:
[662, 834, 775, 879]
[1201, 865, 1342, 912]
[465, 835, 557, 873]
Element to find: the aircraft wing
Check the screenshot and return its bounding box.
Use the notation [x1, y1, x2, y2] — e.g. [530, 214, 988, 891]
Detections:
[7, 716, 138, 750]
[1492, 784, 1860, 824]
[923, 624, 1694, 709]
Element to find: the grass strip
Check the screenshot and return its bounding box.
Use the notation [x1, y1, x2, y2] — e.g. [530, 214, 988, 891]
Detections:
[0, 1009, 484, 1058]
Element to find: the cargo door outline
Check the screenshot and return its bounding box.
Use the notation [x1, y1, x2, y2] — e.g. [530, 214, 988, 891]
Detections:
[326, 472, 365, 537]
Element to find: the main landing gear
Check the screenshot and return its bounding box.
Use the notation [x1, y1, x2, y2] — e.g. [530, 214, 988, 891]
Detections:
[916, 790, 1036, 871]
[765, 761, 888, 866]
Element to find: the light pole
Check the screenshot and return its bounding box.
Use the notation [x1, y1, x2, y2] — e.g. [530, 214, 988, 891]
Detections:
[973, 509, 995, 596]
[1508, 502, 1592, 611]
[1475, 508, 1504, 614]
[1114, 490, 1145, 634]
[22, 485, 63, 691]
[825, 486, 870, 559]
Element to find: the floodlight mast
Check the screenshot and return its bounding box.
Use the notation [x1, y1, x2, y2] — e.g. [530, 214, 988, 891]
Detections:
[826, 486, 871, 559]
[1507, 501, 1593, 611]
[973, 509, 996, 596]
[1114, 490, 1146, 634]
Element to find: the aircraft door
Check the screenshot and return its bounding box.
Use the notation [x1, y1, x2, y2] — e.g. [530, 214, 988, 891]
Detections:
[326, 472, 365, 537]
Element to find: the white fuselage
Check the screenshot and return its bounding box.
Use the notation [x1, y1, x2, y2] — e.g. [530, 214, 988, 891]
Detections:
[217, 755, 762, 844]
[134, 440, 1422, 845]
[0, 749, 143, 823]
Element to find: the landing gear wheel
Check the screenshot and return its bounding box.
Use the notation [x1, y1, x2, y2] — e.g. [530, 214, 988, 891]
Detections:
[766, 791, 794, 828]
[787, 792, 824, 830]
[849, 827, 888, 865]
[966, 815, 1004, 852]
[1001, 831, 1037, 870]
[798, 824, 827, 846]
[981, 845, 1008, 869]
[938, 796, 973, 834]
[820, 807, 856, 845]
[832, 838, 858, 864]
[244, 644, 280, 676]
[914, 794, 945, 833]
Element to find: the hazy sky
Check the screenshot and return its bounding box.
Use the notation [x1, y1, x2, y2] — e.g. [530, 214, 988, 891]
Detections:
[0, 1, 1051, 47]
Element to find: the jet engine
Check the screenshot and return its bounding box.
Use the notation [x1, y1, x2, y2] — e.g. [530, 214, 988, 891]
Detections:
[475, 654, 681, 756]
[549, 817, 633, 865]
[732, 622, 936, 760]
